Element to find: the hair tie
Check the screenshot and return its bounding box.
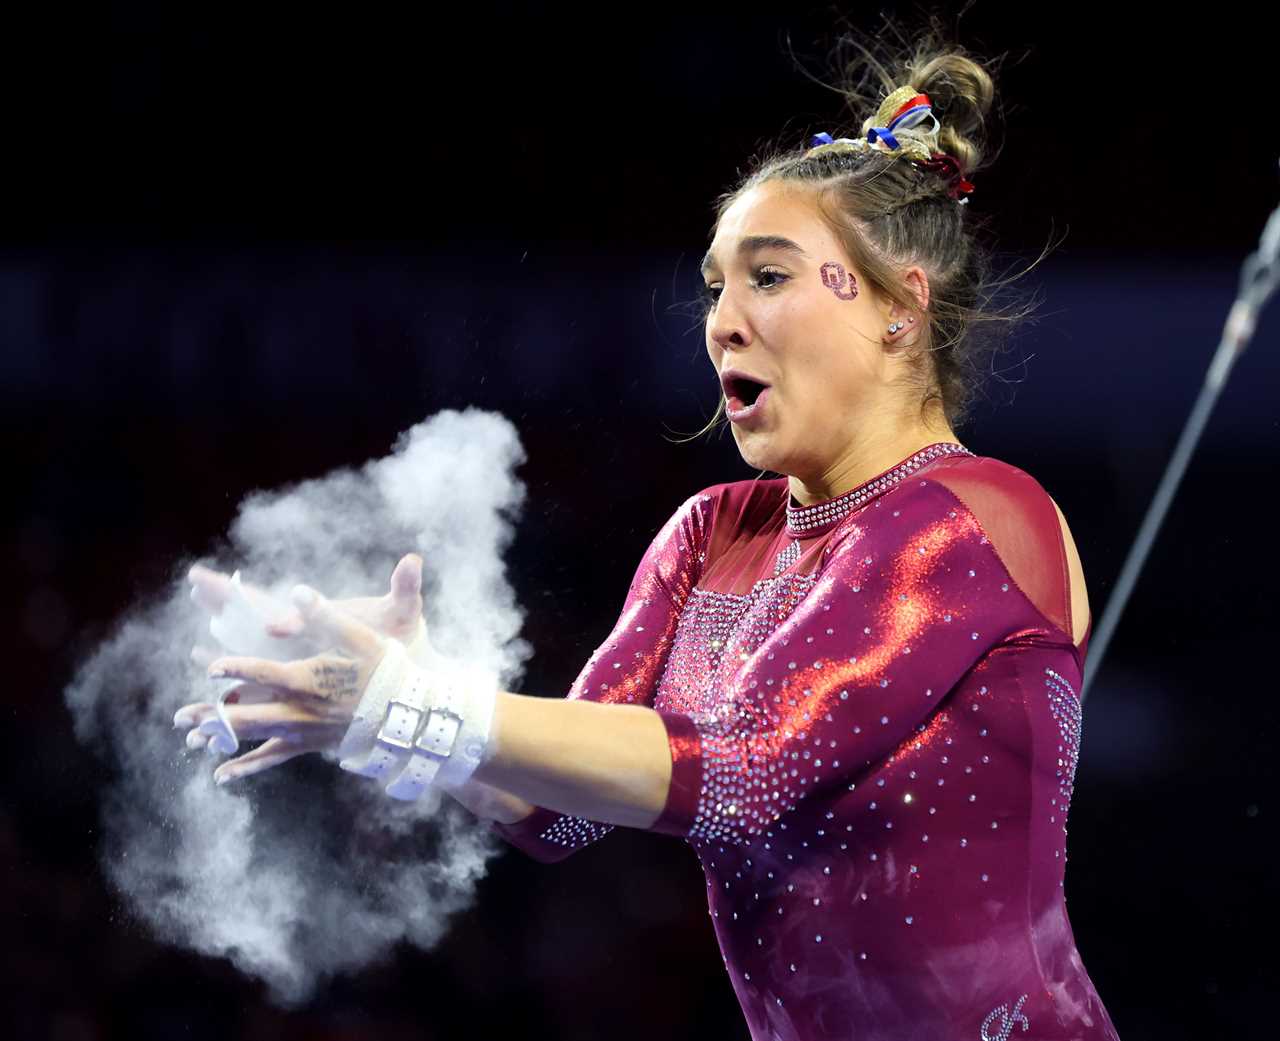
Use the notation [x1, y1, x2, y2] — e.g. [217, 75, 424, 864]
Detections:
[914, 152, 976, 202]
[866, 91, 935, 151]
[806, 84, 939, 160]
[804, 85, 975, 203]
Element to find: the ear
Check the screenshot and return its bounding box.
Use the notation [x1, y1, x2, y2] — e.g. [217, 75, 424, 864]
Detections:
[902, 265, 931, 314]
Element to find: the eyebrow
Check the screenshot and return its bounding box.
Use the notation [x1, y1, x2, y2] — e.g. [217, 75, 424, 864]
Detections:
[700, 235, 811, 276]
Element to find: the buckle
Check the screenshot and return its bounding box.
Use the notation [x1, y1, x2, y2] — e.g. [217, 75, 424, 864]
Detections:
[377, 699, 424, 751]
[415, 706, 464, 759]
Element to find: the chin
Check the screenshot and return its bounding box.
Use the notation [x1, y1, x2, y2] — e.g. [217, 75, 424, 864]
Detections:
[732, 432, 778, 473]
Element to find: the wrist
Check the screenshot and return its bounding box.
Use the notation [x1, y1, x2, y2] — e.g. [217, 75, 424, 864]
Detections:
[445, 777, 536, 824]
[336, 640, 415, 775]
[384, 657, 498, 798]
[336, 640, 499, 800]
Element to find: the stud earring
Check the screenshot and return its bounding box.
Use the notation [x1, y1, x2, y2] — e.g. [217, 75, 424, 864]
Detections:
[888, 322, 902, 334]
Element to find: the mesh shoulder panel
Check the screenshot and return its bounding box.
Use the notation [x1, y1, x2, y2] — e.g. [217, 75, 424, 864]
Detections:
[926, 455, 1074, 641]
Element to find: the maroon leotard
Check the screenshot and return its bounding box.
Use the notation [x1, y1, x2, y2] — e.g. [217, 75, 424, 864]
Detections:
[493, 442, 1121, 1041]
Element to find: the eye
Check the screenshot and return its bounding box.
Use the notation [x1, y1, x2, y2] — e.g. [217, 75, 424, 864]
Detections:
[701, 266, 789, 307]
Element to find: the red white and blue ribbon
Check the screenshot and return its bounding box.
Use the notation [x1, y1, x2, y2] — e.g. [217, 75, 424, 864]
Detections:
[808, 93, 937, 155]
[807, 88, 974, 201]
[865, 92, 934, 151]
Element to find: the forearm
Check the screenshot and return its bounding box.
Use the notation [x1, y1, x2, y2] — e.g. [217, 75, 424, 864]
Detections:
[442, 775, 536, 825]
[470, 692, 673, 829]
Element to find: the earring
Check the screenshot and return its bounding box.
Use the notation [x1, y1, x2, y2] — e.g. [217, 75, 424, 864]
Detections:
[888, 322, 902, 334]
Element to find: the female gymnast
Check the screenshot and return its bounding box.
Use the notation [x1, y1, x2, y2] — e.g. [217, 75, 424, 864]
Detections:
[174, 28, 1122, 1041]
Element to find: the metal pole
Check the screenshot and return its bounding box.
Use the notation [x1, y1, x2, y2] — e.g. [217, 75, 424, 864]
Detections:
[1081, 174, 1280, 703]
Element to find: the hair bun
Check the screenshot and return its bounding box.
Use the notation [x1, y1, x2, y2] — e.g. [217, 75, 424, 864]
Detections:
[824, 15, 1002, 179]
[857, 84, 942, 161]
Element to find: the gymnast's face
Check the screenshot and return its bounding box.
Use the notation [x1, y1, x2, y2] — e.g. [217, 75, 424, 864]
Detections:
[701, 179, 921, 483]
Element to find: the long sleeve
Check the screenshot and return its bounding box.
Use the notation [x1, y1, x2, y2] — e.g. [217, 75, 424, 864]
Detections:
[489, 487, 719, 862]
[646, 479, 1034, 845]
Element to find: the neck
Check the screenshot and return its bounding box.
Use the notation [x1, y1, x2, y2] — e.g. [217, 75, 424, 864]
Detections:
[787, 423, 960, 507]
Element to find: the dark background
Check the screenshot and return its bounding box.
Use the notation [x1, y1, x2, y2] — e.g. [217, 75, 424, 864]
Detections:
[4, 2, 1278, 1039]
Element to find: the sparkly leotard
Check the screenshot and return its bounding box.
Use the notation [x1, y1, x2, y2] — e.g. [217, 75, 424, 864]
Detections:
[493, 442, 1121, 1041]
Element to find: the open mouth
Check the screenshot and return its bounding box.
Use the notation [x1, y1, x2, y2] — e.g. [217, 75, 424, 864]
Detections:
[725, 376, 769, 410]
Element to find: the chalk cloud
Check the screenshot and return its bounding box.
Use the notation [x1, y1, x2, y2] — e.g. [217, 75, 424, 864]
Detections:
[65, 408, 532, 1005]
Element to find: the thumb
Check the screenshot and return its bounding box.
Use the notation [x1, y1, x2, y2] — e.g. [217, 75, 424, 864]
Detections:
[387, 554, 424, 631]
[291, 584, 383, 657]
[390, 553, 423, 602]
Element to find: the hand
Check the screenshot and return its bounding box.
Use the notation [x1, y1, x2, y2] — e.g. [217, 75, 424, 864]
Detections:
[182, 555, 426, 752]
[187, 553, 424, 665]
[179, 555, 532, 820]
[177, 559, 422, 785]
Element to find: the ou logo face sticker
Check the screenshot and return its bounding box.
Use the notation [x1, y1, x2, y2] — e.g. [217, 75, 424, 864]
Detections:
[820, 261, 858, 301]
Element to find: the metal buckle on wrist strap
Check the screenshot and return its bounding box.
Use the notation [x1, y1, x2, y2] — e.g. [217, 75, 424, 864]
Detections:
[376, 699, 424, 752]
[377, 699, 463, 760]
[415, 705, 463, 759]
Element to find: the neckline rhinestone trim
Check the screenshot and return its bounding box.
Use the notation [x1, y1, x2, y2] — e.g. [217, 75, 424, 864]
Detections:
[785, 441, 974, 536]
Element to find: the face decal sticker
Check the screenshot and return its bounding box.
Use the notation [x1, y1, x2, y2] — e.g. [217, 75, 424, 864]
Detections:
[819, 261, 858, 301]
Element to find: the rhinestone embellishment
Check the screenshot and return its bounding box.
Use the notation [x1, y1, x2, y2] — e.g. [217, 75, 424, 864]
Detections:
[980, 993, 1030, 1040]
[785, 442, 973, 535]
[773, 539, 802, 576]
[538, 815, 614, 850]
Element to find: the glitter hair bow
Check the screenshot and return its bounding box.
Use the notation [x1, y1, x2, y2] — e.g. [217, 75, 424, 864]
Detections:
[805, 84, 975, 202]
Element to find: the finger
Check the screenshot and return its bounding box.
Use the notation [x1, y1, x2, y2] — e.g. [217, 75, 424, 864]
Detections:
[197, 717, 235, 745]
[178, 681, 262, 710]
[190, 582, 224, 615]
[188, 564, 233, 612]
[222, 680, 281, 706]
[385, 554, 424, 631]
[208, 656, 307, 691]
[194, 566, 296, 637]
[391, 554, 422, 599]
[174, 701, 217, 729]
[207, 656, 363, 704]
[195, 701, 319, 743]
[265, 608, 305, 638]
[238, 581, 297, 630]
[292, 586, 383, 657]
[213, 737, 311, 786]
[186, 727, 211, 750]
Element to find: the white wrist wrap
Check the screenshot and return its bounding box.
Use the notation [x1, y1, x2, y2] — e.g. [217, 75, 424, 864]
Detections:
[337, 637, 498, 800]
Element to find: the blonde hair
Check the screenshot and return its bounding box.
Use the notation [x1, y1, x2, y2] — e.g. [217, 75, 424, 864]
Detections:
[674, 12, 1051, 446]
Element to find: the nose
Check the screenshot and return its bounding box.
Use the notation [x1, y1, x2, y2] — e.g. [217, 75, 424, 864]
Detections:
[706, 287, 752, 353]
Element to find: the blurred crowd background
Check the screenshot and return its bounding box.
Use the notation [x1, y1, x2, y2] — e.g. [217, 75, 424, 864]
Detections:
[4, 3, 1277, 1039]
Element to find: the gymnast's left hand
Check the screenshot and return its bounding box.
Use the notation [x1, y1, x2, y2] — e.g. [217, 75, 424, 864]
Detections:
[172, 585, 388, 786]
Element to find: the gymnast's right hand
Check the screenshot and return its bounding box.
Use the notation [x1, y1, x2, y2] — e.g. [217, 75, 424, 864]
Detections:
[180, 556, 534, 821]
[175, 584, 390, 783]
[180, 555, 426, 757]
